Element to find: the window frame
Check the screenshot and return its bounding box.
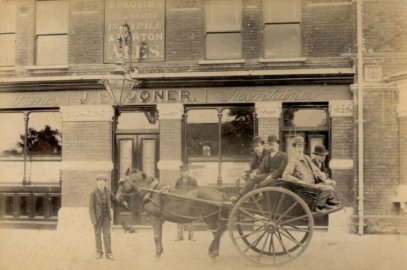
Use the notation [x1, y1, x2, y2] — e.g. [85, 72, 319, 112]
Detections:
[34, 0, 69, 66]
[262, 0, 303, 59]
[0, 0, 16, 67]
[204, 0, 243, 60]
[183, 104, 256, 163]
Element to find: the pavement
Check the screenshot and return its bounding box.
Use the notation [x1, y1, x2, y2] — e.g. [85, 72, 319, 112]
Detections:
[0, 223, 406, 270]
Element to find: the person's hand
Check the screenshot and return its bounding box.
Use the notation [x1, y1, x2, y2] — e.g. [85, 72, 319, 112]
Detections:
[324, 179, 336, 187]
[122, 201, 129, 209]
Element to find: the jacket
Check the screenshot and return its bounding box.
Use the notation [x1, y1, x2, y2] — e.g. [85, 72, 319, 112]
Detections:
[250, 149, 269, 172]
[175, 176, 198, 191]
[253, 151, 288, 182]
[282, 154, 327, 185]
[312, 158, 330, 180]
[89, 187, 116, 224]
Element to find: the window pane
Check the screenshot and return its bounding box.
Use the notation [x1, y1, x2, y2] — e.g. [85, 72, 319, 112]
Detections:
[206, 33, 242, 60]
[264, 0, 301, 23]
[36, 35, 68, 65]
[206, 0, 242, 32]
[186, 109, 219, 157]
[0, 0, 16, 33]
[283, 108, 328, 129]
[221, 108, 254, 156]
[264, 24, 301, 58]
[36, 0, 69, 34]
[0, 34, 15, 66]
[28, 112, 62, 155]
[0, 113, 24, 156]
[117, 111, 159, 130]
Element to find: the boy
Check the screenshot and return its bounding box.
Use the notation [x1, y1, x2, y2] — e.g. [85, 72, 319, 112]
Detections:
[89, 174, 116, 260]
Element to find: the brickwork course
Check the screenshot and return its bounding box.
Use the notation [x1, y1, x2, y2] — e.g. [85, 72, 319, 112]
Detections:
[0, 0, 406, 235]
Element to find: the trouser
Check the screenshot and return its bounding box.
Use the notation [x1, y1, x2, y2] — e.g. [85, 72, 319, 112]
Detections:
[239, 177, 277, 197]
[315, 183, 334, 207]
[94, 212, 112, 255]
[177, 223, 194, 239]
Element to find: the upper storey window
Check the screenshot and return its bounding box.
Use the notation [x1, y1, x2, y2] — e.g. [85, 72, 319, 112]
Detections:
[205, 0, 242, 60]
[263, 0, 302, 58]
[35, 0, 69, 65]
[0, 0, 16, 66]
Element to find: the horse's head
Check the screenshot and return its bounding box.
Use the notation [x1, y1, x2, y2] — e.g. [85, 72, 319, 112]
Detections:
[116, 169, 154, 202]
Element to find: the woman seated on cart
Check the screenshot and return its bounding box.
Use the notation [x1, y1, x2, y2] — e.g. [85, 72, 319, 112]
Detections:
[282, 136, 339, 213]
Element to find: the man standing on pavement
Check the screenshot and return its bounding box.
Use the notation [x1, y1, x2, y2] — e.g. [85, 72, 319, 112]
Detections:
[89, 174, 116, 260]
[233, 135, 287, 202]
[312, 144, 331, 179]
[282, 136, 338, 213]
[175, 165, 198, 241]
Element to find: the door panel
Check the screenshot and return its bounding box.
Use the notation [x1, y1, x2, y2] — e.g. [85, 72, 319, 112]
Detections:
[114, 133, 159, 226]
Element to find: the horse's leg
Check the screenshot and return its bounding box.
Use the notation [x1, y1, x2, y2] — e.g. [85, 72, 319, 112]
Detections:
[151, 216, 163, 257]
[204, 209, 228, 259]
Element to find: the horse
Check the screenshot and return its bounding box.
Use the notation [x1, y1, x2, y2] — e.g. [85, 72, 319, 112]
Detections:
[115, 169, 230, 259]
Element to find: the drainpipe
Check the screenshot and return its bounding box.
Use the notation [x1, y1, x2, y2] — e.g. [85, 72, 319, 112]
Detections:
[356, 0, 365, 235]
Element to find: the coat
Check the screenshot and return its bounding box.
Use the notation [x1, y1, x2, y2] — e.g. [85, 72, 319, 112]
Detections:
[282, 154, 327, 185]
[89, 187, 116, 224]
[250, 149, 269, 172]
[175, 176, 198, 191]
[253, 151, 288, 182]
[312, 158, 330, 180]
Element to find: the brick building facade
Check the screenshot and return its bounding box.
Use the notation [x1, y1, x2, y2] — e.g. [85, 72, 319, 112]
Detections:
[0, 0, 406, 234]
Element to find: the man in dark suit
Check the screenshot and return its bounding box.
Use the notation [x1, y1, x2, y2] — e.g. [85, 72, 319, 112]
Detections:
[312, 144, 330, 179]
[175, 165, 198, 241]
[89, 174, 116, 260]
[233, 135, 287, 202]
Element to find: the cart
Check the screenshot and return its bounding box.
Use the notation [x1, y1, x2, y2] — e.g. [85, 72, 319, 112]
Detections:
[141, 179, 342, 266]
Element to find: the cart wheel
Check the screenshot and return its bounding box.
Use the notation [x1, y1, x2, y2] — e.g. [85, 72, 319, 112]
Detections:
[229, 187, 314, 266]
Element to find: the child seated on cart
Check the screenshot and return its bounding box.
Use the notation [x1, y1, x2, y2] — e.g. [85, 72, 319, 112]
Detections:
[282, 136, 340, 213]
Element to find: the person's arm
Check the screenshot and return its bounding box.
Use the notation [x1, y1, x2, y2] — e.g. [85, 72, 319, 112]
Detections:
[282, 159, 302, 182]
[270, 153, 288, 179]
[89, 193, 96, 225]
[252, 156, 269, 183]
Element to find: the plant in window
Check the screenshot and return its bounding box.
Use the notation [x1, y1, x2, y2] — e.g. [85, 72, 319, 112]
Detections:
[17, 125, 62, 155]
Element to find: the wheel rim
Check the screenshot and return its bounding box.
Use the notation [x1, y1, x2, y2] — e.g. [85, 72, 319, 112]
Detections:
[229, 187, 314, 266]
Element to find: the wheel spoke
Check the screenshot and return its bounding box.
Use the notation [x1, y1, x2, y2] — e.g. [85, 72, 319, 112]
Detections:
[256, 232, 270, 263]
[275, 201, 299, 223]
[265, 191, 273, 218]
[237, 206, 258, 219]
[272, 193, 285, 220]
[234, 225, 265, 240]
[250, 195, 264, 213]
[243, 230, 267, 253]
[234, 221, 266, 226]
[270, 232, 276, 264]
[282, 225, 310, 233]
[278, 214, 309, 226]
[275, 231, 292, 258]
[278, 228, 304, 247]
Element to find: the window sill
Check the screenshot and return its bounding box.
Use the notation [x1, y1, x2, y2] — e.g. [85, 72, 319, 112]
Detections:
[0, 66, 15, 71]
[0, 156, 62, 162]
[188, 156, 251, 162]
[25, 65, 69, 70]
[258, 57, 307, 63]
[198, 59, 246, 65]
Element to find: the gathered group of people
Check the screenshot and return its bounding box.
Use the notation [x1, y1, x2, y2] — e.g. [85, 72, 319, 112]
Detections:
[232, 135, 340, 213]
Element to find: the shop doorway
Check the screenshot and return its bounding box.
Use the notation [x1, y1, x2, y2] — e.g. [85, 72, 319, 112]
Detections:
[114, 133, 159, 225]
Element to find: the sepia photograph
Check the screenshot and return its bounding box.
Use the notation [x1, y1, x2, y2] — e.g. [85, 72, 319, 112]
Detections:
[0, 0, 406, 269]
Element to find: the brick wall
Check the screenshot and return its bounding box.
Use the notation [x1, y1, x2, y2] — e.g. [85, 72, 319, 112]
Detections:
[15, 0, 35, 66]
[400, 117, 407, 185]
[363, 1, 407, 53]
[363, 89, 399, 216]
[257, 118, 279, 141]
[331, 117, 353, 159]
[303, 1, 355, 57]
[69, 0, 104, 64]
[166, 0, 204, 62]
[62, 122, 112, 161]
[159, 119, 182, 161]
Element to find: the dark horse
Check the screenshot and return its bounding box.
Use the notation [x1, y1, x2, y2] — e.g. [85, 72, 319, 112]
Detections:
[116, 169, 230, 259]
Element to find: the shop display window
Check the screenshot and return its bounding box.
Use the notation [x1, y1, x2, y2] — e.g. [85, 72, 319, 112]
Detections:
[185, 106, 255, 159]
